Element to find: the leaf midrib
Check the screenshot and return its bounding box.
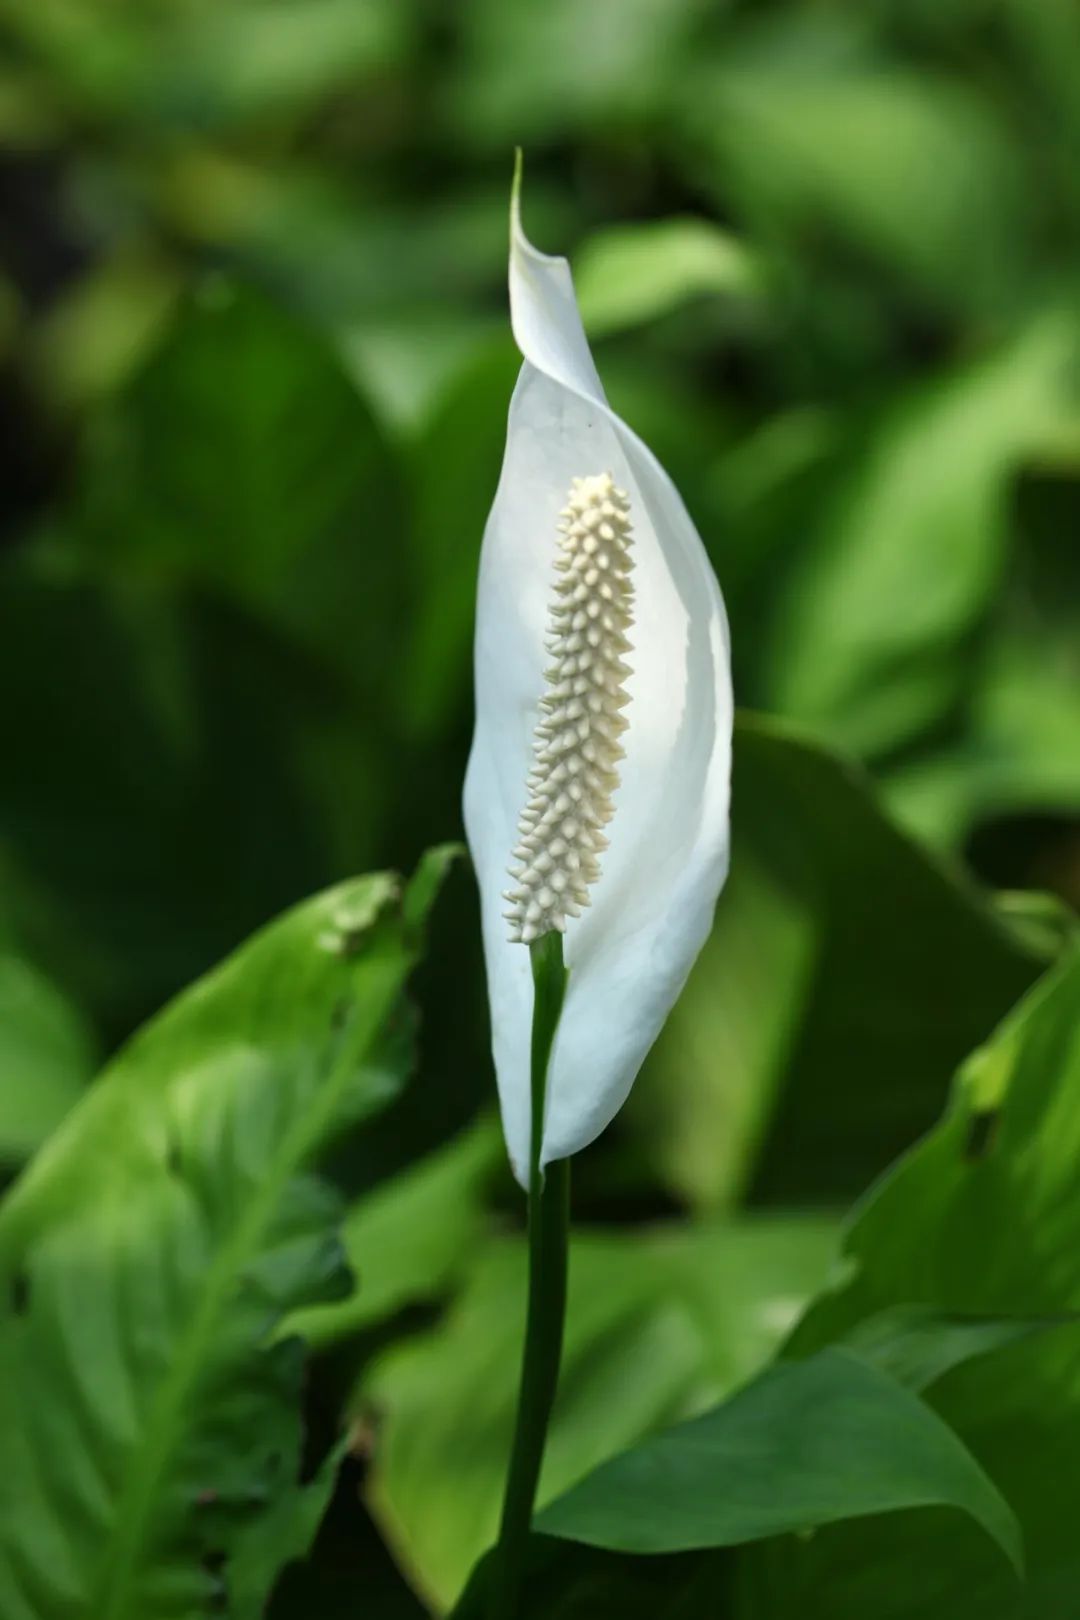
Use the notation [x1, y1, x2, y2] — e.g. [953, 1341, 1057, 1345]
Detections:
[95, 953, 405, 1620]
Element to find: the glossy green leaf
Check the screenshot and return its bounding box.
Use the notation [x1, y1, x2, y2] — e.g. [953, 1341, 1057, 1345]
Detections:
[80, 282, 405, 708]
[575, 218, 760, 337]
[754, 952, 1080, 1615]
[341, 311, 504, 436]
[283, 1114, 503, 1349]
[837, 1305, 1063, 1395]
[690, 35, 1026, 307]
[764, 320, 1072, 757]
[0, 564, 387, 1038]
[0, 0, 407, 130]
[627, 838, 816, 1210]
[628, 714, 1048, 1209]
[708, 407, 843, 598]
[539, 1348, 1020, 1573]
[150, 0, 409, 127]
[884, 623, 1080, 850]
[451, 1309, 1055, 1618]
[33, 247, 182, 408]
[229, 1436, 348, 1616]
[791, 951, 1080, 1328]
[449, 1536, 715, 1620]
[448, 0, 708, 144]
[0, 855, 449, 1620]
[361, 1217, 837, 1611]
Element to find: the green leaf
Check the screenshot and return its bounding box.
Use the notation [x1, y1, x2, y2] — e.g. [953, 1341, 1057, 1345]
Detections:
[341, 310, 504, 436]
[708, 407, 843, 599]
[449, 1537, 713, 1620]
[575, 218, 761, 337]
[361, 1216, 837, 1611]
[81, 282, 406, 709]
[792, 951, 1080, 1329]
[0, 564, 388, 1038]
[32, 247, 182, 408]
[627, 838, 816, 1210]
[447, 0, 708, 145]
[229, 1437, 348, 1616]
[538, 1348, 1021, 1573]
[0, 952, 97, 1169]
[149, 0, 410, 128]
[0, 0, 409, 130]
[0, 856, 449, 1620]
[627, 714, 1048, 1209]
[760, 952, 1080, 1615]
[689, 34, 1027, 308]
[883, 622, 1080, 850]
[763, 320, 1072, 757]
[283, 1113, 504, 1350]
[836, 1305, 1064, 1395]
[399, 339, 520, 740]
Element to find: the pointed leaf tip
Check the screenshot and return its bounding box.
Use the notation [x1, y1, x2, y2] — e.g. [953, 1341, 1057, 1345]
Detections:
[538, 1348, 1023, 1577]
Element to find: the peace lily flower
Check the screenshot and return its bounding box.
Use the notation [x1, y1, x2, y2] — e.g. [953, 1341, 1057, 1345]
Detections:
[464, 170, 733, 1187]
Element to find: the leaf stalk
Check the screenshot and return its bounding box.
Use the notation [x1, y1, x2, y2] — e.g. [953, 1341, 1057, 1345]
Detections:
[490, 931, 570, 1620]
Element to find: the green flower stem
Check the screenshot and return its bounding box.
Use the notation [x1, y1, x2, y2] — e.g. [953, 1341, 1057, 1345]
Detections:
[490, 930, 570, 1620]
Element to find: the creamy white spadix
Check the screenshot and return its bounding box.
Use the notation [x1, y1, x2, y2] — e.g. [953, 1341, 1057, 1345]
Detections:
[503, 472, 635, 944]
[464, 173, 733, 1185]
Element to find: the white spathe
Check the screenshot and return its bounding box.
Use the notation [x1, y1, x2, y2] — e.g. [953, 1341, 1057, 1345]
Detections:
[464, 170, 734, 1186]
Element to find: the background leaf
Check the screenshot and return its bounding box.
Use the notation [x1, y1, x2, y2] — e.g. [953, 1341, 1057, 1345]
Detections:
[284, 1115, 504, 1349]
[361, 1217, 837, 1612]
[78, 283, 407, 709]
[836, 1306, 1063, 1396]
[762, 321, 1073, 758]
[627, 716, 1048, 1209]
[539, 1347, 1020, 1572]
[747, 953, 1080, 1616]
[689, 31, 1029, 310]
[575, 218, 761, 337]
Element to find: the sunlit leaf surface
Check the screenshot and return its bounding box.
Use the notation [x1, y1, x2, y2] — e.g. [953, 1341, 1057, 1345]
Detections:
[0, 854, 452, 1620]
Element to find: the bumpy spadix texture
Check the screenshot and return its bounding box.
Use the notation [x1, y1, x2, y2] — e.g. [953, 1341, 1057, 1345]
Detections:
[504, 473, 634, 943]
[464, 168, 733, 1186]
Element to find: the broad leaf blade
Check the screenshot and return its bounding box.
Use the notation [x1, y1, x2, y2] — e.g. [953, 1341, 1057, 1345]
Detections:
[0, 859, 447, 1620]
[574, 217, 761, 337]
[81, 284, 406, 710]
[690, 48, 1025, 305]
[756, 952, 1080, 1616]
[630, 714, 1048, 1209]
[362, 1217, 837, 1611]
[538, 1348, 1021, 1573]
[282, 1113, 504, 1350]
[837, 1305, 1064, 1395]
[763, 320, 1070, 757]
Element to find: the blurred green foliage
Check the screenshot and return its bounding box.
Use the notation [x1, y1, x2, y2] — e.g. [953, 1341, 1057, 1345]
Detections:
[3, 0, 1080, 1615]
